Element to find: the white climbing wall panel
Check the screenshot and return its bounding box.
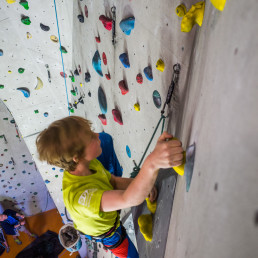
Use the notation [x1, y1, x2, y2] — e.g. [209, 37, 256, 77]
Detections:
[0, 100, 56, 216]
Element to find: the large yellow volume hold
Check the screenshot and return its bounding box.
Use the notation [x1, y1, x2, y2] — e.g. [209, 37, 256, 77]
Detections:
[181, 1, 205, 33]
[210, 0, 226, 11]
[146, 198, 157, 214]
[138, 214, 153, 241]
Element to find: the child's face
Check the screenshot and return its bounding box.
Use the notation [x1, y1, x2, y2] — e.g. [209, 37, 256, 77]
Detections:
[0, 214, 7, 221]
[83, 132, 102, 161]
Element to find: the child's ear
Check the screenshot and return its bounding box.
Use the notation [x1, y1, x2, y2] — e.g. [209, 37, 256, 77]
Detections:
[73, 156, 79, 163]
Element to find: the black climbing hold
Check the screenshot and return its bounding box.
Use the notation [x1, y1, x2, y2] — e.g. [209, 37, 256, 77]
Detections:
[74, 69, 79, 76]
[78, 14, 84, 23]
[153, 90, 162, 108]
[40, 23, 50, 31]
[85, 72, 91, 83]
[88, 91, 91, 97]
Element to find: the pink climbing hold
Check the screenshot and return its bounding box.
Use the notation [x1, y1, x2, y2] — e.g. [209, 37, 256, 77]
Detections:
[95, 36, 101, 43]
[84, 5, 88, 18]
[105, 73, 111, 80]
[98, 114, 107, 125]
[119, 80, 129, 95]
[112, 109, 123, 125]
[99, 15, 112, 31]
[102, 52, 107, 65]
[60, 72, 67, 78]
[78, 65, 82, 74]
[136, 73, 143, 84]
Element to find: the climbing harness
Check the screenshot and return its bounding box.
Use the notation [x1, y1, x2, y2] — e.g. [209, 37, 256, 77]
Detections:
[111, 6, 116, 45]
[130, 63, 181, 178]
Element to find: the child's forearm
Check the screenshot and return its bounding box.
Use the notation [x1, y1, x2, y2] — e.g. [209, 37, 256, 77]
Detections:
[112, 176, 134, 190]
[122, 156, 159, 207]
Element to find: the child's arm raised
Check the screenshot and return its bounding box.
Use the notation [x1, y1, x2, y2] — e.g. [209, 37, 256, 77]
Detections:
[100, 132, 183, 212]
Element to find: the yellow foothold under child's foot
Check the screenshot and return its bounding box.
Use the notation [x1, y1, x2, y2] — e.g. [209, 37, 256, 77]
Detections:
[175, 4, 187, 17]
[181, 1, 205, 33]
[156, 59, 165, 72]
[146, 198, 157, 214]
[210, 0, 226, 11]
[138, 214, 153, 242]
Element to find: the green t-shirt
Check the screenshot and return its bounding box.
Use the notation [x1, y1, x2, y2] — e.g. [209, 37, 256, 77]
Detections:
[62, 159, 119, 236]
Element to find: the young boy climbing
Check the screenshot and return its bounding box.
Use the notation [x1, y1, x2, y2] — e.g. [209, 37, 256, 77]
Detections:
[36, 116, 184, 258]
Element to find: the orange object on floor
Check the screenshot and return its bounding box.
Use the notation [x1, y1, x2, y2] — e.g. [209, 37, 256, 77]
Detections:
[1, 209, 79, 258]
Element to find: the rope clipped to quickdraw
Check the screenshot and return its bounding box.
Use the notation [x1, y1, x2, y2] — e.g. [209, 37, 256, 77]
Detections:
[130, 63, 181, 178]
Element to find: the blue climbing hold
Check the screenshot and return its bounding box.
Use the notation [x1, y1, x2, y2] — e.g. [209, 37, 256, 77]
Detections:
[45, 180, 50, 184]
[119, 53, 130, 68]
[119, 17, 135, 35]
[92, 50, 103, 77]
[52, 167, 56, 170]
[98, 86, 107, 114]
[60, 169, 64, 172]
[144, 66, 153, 81]
[126, 145, 131, 158]
[0, 49, 3, 56]
[17, 87, 30, 98]
[44, 112, 48, 117]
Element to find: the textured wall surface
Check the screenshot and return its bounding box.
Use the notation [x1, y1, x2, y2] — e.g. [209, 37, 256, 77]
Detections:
[1, 0, 258, 258]
[0, 100, 55, 216]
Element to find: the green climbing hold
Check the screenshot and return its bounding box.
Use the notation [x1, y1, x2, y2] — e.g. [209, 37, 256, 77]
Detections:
[60, 46, 67, 53]
[4, 149, 7, 152]
[70, 108, 74, 113]
[18, 68, 25, 73]
[71, 90, 76, 96]
[19, 0, 29, 10]
[17, 183, 21, 186]
[21, 16, 31, 25]
[34, 110, 39, 114]
[55, 175, 58, 178]
[0, 85, 4, 89]
[69, 75, 75, 82]
[3, 118, 8, 120]
[34, 192, 38, 195]
[29, 162, 33, 165]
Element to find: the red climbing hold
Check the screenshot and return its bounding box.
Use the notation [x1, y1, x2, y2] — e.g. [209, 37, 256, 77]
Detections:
[78, 65, 82, 74]
[102, 52, 107, 65]
[119, 80, 129, 95]
[84, 5, 88, 18]
[99, 15, 112, 31]
[60, 72, 67, 78]
[112, 109, 123, 125]
[98, 114, 107, 125]
[105, 73, 111, 80]
[95, 36, 101, 43]
[136, 73, 143, 84]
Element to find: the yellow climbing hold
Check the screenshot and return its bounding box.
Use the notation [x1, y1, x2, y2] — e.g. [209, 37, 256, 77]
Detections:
[210, 0, 226, 11]
[175, 4, 187, 17]
[134, 103, 140, 111]
[50, 35, 58, 43]
[146, 198, 157, 214]
[6, 0, 16, 3]
[26, 32, 32, 39]
[156, 59, 165, 72]
[80, 83, 83, 87]
[181, 1, 205, 33]
[138, 214, 153, 242]
[8, 70, 12, 74]
[173, 152, 186, 176]
[35, 77, 43, 90]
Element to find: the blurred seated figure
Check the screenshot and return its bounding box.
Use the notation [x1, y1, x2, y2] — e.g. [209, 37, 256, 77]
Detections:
[0, 209, 37, 245]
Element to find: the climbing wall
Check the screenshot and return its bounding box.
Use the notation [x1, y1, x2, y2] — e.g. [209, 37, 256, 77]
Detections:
[0, 100, 56, 215]
[0, 0, 74, 216]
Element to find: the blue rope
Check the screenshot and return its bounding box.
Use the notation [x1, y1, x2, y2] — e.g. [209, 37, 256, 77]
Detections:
[53, 0, 70, 116]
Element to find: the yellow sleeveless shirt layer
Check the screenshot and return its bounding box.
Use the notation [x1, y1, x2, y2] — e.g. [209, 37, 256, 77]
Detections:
[62, 159, 120, 236]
